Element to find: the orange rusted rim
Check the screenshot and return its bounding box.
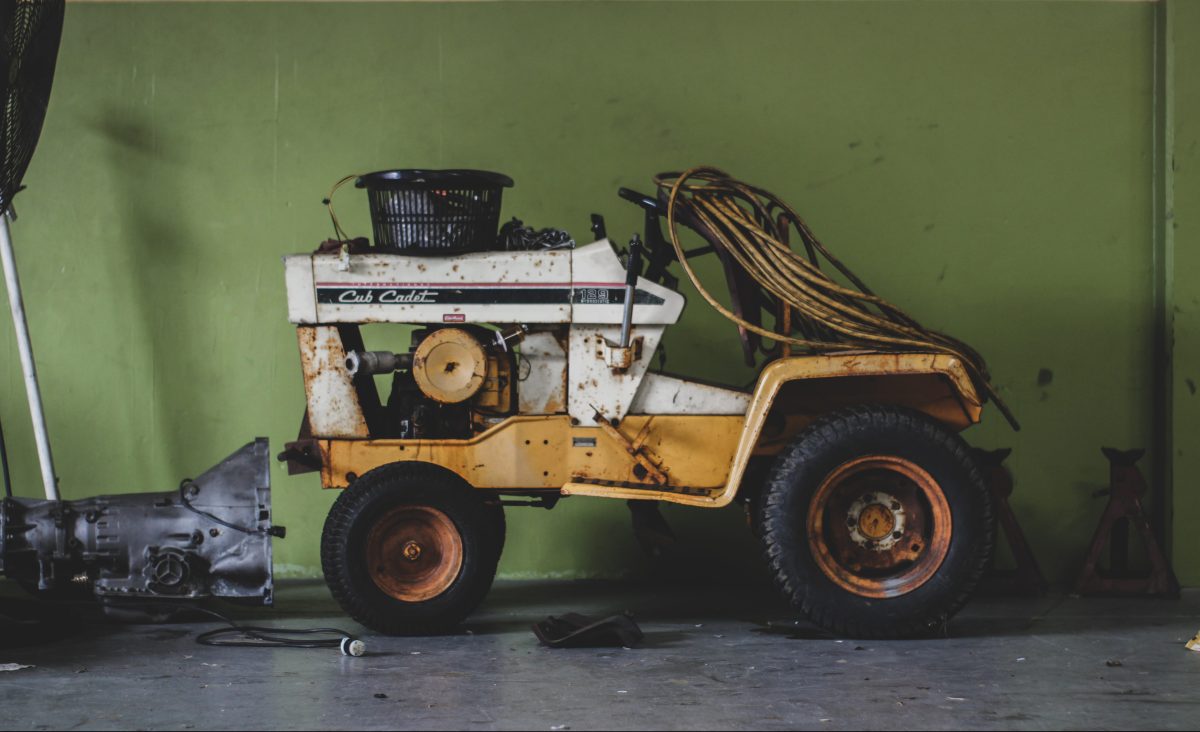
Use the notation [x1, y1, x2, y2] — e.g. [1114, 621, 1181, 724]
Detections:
[366, 505, 464, 603]
[807, 455, 952, 599]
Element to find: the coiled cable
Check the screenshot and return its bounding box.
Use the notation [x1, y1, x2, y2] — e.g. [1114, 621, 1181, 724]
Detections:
[655, 166, 1018, 430]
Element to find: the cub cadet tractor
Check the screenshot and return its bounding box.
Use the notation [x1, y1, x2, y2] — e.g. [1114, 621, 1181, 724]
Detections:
[279, 167, 1017, 639]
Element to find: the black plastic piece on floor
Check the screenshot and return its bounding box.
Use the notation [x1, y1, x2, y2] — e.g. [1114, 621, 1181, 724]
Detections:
[532, 612, 644, 648]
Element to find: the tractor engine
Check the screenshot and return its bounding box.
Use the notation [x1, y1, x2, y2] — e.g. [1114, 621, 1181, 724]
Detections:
[346, 326, 517, 440]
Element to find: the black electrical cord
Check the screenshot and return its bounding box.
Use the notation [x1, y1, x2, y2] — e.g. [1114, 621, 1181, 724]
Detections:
[0, 412, 12, 498]
[185, 605, 363, 653]
[178, 479, 285, 538]
[7, 595, 366, 655]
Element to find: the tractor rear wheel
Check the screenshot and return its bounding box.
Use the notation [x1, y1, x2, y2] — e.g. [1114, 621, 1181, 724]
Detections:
[757, 405, 994, 639]
[321, 462, 504, 635]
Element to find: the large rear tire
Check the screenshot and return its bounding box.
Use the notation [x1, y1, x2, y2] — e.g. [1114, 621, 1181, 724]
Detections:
[758, 405, 993, 639]
[321, 462, 504, 635]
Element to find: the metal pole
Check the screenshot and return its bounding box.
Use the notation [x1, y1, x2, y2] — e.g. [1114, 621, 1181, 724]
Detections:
[0, 210, 59, 500]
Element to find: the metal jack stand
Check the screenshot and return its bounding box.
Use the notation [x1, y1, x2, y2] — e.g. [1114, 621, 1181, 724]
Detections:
[973, 448, 1047, 595]
[1074, 448, 1179, 597]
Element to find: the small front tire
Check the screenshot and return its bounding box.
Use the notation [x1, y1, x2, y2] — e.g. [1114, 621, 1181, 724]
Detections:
[321, 462, 504, 635]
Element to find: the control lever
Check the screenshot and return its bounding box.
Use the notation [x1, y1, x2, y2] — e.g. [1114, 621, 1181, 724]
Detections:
[620, 234, 643, 349]
[590, 213, 607, 241]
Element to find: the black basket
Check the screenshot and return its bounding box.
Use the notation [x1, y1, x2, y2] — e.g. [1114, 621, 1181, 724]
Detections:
[356, 169, 514, 255]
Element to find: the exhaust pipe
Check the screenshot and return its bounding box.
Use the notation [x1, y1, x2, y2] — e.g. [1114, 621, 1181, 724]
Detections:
[1, 439, 281, 617]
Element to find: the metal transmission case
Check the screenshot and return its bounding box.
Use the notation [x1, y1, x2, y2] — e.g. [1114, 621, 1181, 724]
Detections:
[1, 440, 279, 614]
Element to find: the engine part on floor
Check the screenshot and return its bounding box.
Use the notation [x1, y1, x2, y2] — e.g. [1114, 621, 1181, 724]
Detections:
[532, 612, 644, 648]
[1074, 447, 1179, 597]
[0, 439, 280, 615]
[653, 166, 1018, 431]
[974, 448, 1047, 596]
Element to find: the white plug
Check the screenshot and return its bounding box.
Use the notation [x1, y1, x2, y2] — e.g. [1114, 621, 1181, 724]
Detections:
[340, 637, 366, 657]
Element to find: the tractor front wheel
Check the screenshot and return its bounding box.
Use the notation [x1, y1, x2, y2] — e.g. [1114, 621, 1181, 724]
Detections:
[321, 462, 504, 635]
[758, 405, 994, 639]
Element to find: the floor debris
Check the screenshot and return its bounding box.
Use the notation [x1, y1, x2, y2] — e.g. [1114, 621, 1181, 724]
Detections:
[0, 663, 33, 672]
[1187, 632, 1200, 652]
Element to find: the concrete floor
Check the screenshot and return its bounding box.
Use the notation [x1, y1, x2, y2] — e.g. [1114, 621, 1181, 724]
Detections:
[0, 579, 1198, 731]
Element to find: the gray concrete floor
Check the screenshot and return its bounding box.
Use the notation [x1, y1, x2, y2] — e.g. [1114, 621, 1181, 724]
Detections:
[1, 579, 1198, 731]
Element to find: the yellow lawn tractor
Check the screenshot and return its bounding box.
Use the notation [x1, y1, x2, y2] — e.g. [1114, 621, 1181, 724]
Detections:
[278, 167, 1016, 639]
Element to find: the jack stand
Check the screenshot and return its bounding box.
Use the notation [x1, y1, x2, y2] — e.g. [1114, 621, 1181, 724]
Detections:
[974, 448, 1047, 596]
[1073, 448, 1180, 597]
[627, 500, 676, 557]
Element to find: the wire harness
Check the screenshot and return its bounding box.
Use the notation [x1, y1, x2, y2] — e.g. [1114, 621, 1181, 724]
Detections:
[655, 166, 1018, 430]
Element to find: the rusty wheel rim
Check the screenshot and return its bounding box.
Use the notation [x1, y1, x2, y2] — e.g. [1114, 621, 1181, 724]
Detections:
[807, 455, 952, 599]
[366, 505, 463, 603]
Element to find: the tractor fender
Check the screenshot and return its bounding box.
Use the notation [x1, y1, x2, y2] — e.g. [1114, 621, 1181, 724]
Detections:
[711, 352, 985, 508]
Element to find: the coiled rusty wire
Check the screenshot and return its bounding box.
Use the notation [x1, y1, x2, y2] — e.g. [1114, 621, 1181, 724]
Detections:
[654, 166, 1018, 431]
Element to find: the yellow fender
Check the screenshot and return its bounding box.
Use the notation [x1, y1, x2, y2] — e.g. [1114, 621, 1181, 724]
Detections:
[563, 352, 983, 507]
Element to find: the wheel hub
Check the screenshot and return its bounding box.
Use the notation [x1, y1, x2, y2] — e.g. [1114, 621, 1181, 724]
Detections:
[847, 492, 906, 550]
[402, 540, 423, 562]
[366, 505, 464, 603]
[807, 455, 953, 599]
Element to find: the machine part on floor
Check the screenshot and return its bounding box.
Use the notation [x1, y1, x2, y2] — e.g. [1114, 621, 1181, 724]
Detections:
[653, 167, 1018, 431]
[973, 447, 1048, 596]
[0, 440, 280, 616]
[1074, 447, 1179, 597]
[0, 3, 287, 633]
[283, 169, 1008, 638]
[532, 612, 644, 648]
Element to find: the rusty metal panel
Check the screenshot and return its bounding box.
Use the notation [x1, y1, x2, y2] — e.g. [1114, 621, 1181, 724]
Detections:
[518, 329, 568, 414]
[283, 255, 317, 324]
[296, 326, 370, 438]
[567, 325, 665, 423]
[629, 372, 750, 415]
[319, 414, 744, 493]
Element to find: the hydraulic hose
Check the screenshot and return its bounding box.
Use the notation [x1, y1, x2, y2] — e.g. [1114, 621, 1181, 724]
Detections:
[654, 166, 1019, 431]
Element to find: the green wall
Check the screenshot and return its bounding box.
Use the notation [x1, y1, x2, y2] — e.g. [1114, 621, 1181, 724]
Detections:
[1, 0, 1185, 584]
[1170, 0, 1199, 585]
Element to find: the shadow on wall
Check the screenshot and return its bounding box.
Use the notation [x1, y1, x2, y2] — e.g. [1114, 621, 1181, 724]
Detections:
[93, 107, 192, 475]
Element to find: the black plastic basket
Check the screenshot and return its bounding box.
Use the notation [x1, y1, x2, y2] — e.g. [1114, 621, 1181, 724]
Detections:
[356, 169, 514, 255]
